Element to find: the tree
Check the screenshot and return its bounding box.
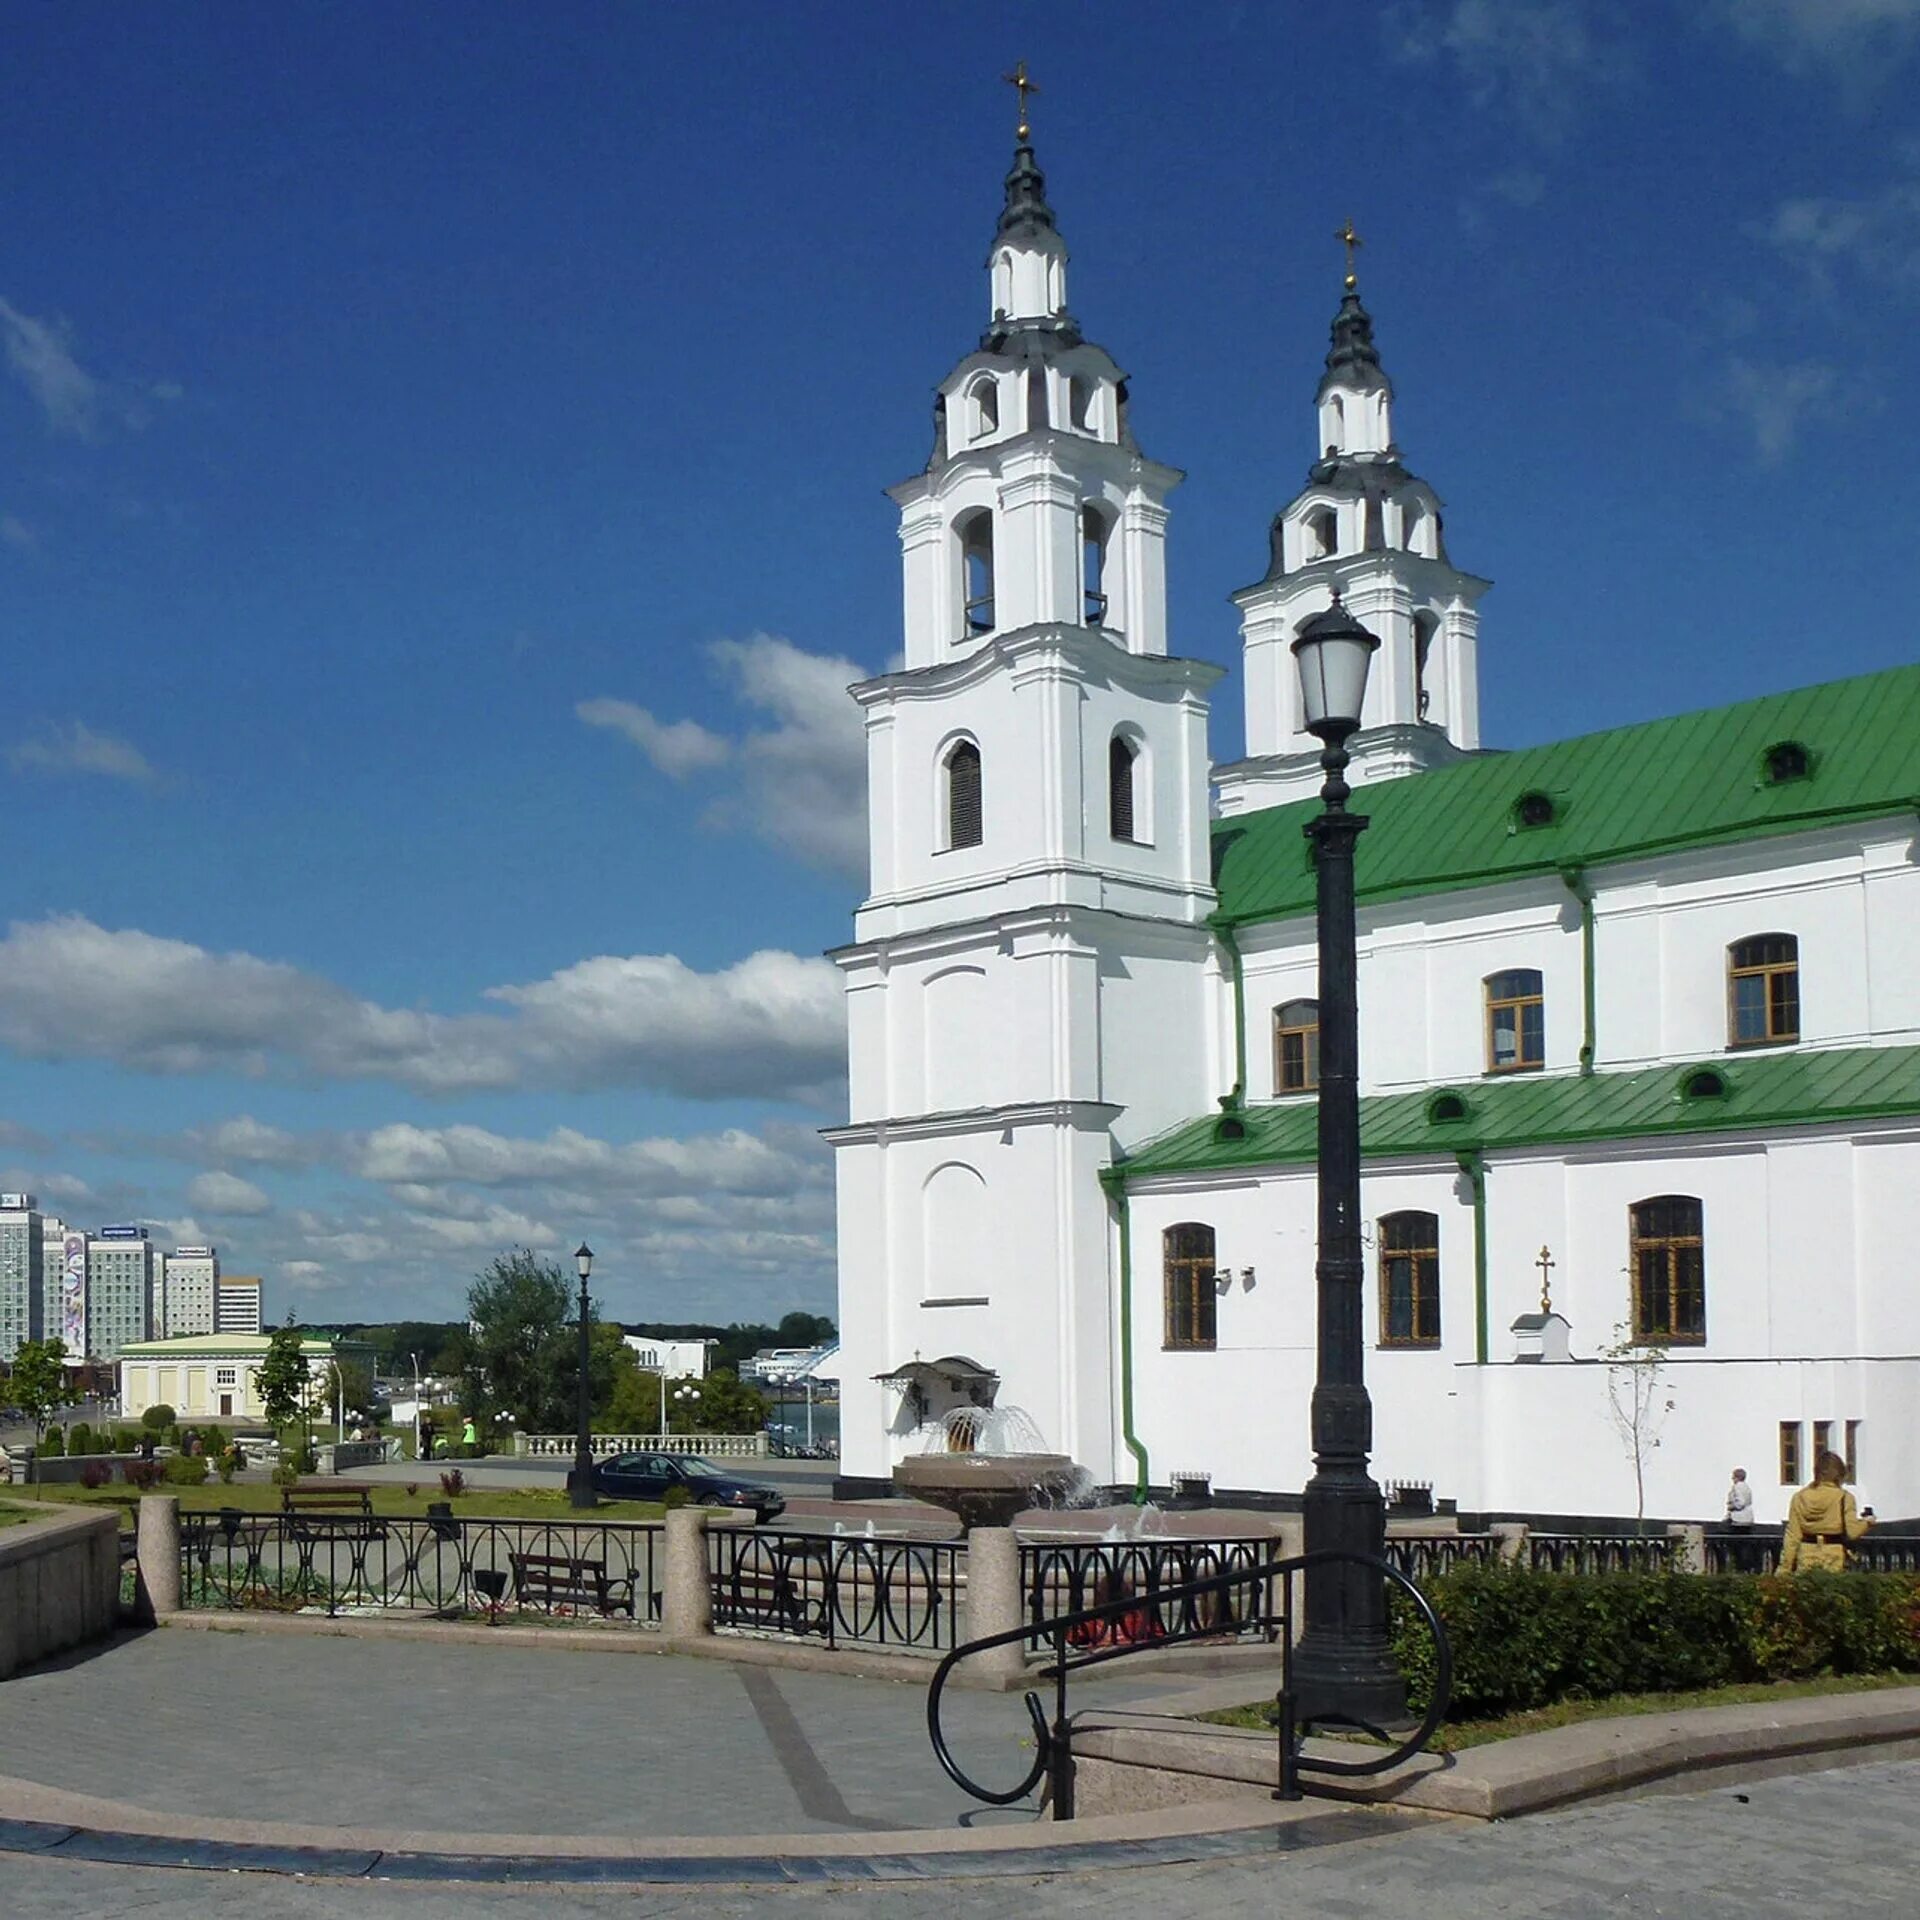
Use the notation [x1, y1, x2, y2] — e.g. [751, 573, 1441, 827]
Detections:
[253, 1316, 313, 1437]
[666, 1369, 767, 1437]
[1603, 1321, 1677, 1531]
[775, 1311, 836, 1350]
[11, 1338, 74, 1477]
[460, 1249, 587, 1433]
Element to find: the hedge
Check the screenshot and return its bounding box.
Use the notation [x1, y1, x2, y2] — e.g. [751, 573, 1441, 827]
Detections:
[1390, 1563, 1920, 1718]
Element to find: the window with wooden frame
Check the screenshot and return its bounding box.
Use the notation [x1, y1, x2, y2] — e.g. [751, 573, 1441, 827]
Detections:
[1845, 1419, 1860, 1483]
[1727, 934, 1799, 1048]
[1812, 1419, 1832, 1467]
[1484, 968, 1545, 1074]
[1378, 1211, 1441, 1347]
[1779, 1420, 1801, 1486]
[1629, 1195, 1706, 1345]
[1162, 1222, 1217, 1351]
[945, 741, 982, 850]
[1108, 734, 1137, 842]
[1274, 999, 1320, 1093]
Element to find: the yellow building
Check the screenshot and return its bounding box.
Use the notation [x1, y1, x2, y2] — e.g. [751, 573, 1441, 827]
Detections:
[116, 1334, 370, 1424]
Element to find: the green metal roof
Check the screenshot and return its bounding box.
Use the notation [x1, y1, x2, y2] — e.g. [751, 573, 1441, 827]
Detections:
[1213, 662, 1920, 926]
[1113, 1044, 1920, 1184]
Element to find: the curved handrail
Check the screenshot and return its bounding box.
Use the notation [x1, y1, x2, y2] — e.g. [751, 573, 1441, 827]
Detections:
[925, 1546, 1451, 1807]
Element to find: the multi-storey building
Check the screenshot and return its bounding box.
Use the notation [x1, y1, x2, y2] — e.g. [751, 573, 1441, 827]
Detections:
[0, 1193, 43, 1362]
[86, 1228, 154, 1363]
[831, 126, 1920, 1524]
[215, 1275, 264, 1335]
[162, 1247, 220, 1340]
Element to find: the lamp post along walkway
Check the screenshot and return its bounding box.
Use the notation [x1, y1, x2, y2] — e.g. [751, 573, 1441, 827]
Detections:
[571, 1242, 597, 1511]
[1288, 590, 1406, 1729]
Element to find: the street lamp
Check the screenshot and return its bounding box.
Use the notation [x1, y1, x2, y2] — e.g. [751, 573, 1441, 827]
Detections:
[1288, 590, 1405, 1730]
[673, 1383, 700, 1441]
[570, 1243, 597, 1510]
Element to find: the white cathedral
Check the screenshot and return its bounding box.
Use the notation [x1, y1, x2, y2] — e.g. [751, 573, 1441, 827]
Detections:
[827, 130, 1920, 1526]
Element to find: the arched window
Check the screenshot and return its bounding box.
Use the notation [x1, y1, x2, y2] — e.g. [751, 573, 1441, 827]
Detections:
[1026, 367, 1047, 432]
[1070, 377, 1096, 434]
[1274, 999, 1320, 1093]
[992, 251, 1012, 318]
[1485, 969, 1545, 1074]
[1379, 1211, 1441, 1346]
[944, 740, 982, 850]
[1305, 506, 1337, 560]
[1728, 934, 1799, 1047]
[1412, 611, 1439, 719]
[1328, 394, 1345, 447]
[1404, 505, 1427, 556]
[1630, 1196, 1706, 1344]
[1082, 505, 1110, 624]
[969, 378, 998, 441]
[1108, 734, 1137, 842]
[959, 511, 994, 636]
[1163, 1222, 1217, 1351]
[1364, 497, 1384, 550]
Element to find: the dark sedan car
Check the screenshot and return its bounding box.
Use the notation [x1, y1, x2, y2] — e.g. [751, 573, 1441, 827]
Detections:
[590, 1451, 786, 1523]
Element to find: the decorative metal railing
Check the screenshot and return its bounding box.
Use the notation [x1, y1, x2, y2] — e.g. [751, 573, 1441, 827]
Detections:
[1702, 1528, 1920, 1576]
[706, 1526, 963, 1651]
[512, 1432, 770, 1459]
[1018, 1535, 1282, 1652]
[178, 1511, 665, 1622]
[1384, 1533, 1505, 1580]
[1525, 1532, 1676, 1574]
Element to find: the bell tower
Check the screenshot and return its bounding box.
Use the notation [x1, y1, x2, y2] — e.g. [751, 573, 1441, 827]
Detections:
[1215, 227, 1491, 816]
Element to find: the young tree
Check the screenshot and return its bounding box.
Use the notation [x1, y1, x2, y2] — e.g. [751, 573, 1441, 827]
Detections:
[253, 1316, 314, 1439]
[667, 1369, 767, 1437]
[461, 1249, 584, 1433]
[11, 1338, 74, 1478]
[1603, 1321, 1677, 1531]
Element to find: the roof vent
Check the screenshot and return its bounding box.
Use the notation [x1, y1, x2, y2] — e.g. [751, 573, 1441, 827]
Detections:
[1763, 740, 1811, 785]
[1514, 790, 1557, 829]
[1426, 1090, 1470, 1124]
[1681, 1067, 1727, 1100]
[1214, 1114, 1247, 1142]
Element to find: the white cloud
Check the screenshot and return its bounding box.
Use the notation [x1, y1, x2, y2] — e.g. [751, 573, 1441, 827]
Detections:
[9, 721, 159, 786]
[575, 698, 731, 777]
[190, 1116, 313, 1167]
[0, 913, 845, 1103]
[0, 298, 104, 437]
[1, 514, 36, 551]
[185, 1170, 273, 1216]
[1388, 1, 1622, 146]
[1760, 178, 1920, 291]
[1717, 357, 1854, 464]
[581, 632, 869, 880]
[1711, 0, 1920, 84]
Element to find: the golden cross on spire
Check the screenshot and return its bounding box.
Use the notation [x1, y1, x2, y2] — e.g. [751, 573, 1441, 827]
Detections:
[1003, 60, 1039, 141]
[1336, 217, 1363, 291]
[1536, 1244, 1556, 1315]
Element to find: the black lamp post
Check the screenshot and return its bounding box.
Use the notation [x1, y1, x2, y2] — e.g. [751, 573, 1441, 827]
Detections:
[1287, 590, 1405, 1730]
[569, 1242, 597, 1511]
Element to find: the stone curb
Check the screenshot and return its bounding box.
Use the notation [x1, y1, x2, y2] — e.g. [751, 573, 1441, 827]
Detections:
[1068, 1685, 1920, 1819]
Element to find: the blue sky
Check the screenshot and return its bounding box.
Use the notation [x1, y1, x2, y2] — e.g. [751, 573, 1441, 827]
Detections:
[5, 1, 1918, 1326]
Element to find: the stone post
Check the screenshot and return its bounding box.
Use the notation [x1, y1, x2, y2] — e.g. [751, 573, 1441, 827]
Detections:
[661, 1505, 713, 1639]
[1490, 1521, 1530, 1563]
[135, 1494, 182, 1623]
[1267, 1515, 1306, 1643]
[963, 1525, 1027, 1683]
[1668, 1523, 1707, 1574]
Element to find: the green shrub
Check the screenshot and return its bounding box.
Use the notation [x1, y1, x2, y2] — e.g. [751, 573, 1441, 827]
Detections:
[66, 1421, 94, 1455]
[1390, 1564, 1920, 1719]
[112, 1427, 141, 1452]
[162, 1454, 209, 1487]
[270, 1462, 301, 1488]
[661, 1484, 691, 1511]
[200, 1423, 228, 1456]
[39, 1426, 64, 1458]
[141, 1403, 176, 1431]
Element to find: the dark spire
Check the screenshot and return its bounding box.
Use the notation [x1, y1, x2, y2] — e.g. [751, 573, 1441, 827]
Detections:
[1318, 288, 1391, 398]
[997, 139, 1057, 242]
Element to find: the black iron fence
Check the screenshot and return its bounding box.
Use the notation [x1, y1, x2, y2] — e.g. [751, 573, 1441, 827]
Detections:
[179, 1511, 664, 1622]
[1018, 1535, 1281, 1652]
[1702, 1528, 1920, 1576]
[706, 1527, 963, 1651]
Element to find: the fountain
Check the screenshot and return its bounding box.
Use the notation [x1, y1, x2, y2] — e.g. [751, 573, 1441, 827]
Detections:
[890, 1405, 1084, 1532]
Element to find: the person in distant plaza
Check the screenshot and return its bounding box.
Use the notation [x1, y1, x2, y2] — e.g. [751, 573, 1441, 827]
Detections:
[461, 1416, 478, 1452]
[1724, 1466, 1756, 1571]
[1779, 1451, 1873, 1573]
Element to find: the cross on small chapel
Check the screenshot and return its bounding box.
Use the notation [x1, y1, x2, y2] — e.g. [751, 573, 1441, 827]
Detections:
[1536, 1244, 1556, 1315]
[1003, 61, 1039, 141]
[1336, 217, 1363, 290]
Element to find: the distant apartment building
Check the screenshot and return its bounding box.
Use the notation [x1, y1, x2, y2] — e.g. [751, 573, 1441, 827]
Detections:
[39, 1217, 71, 1351]
[620, 1333, 714, 1378]
[0, 1193, 43, 1362]
[87, 1228, 155, 1362]
[162, 1246, 220, 1339]
[215, 1275, 264, 1334]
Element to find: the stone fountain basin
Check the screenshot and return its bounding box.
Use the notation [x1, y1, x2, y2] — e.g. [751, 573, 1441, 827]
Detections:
[892, 1452, 1082, 1532]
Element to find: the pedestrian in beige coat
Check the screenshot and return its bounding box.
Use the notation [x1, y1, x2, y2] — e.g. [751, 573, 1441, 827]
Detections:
[1778, 1451, 1873, 1573]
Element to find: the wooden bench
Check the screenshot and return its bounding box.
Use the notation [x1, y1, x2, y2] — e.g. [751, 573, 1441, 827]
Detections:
[507, 1551, 637, 1619]
[281, 1483, 375, 1517]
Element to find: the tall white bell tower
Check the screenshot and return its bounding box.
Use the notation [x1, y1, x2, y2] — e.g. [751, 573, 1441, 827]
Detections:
[1215, 233, 1491, 815]
[829, 100, 1224, 1492]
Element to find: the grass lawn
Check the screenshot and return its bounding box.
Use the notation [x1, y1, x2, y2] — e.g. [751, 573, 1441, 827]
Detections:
[5, 1482, 667, 1524]
[1199, 1671, 1920, 1752]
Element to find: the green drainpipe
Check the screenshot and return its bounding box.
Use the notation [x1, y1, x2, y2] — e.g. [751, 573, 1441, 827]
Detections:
[1455, 1148, 1489, 1365]
[1101, 1166, 1151, 1503]
[1559, 865, 1596, 1077]
[1210, 915, 1247, 1107]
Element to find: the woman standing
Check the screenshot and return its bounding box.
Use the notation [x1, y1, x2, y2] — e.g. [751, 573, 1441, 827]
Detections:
[1778, 1451, 1873, 1573]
